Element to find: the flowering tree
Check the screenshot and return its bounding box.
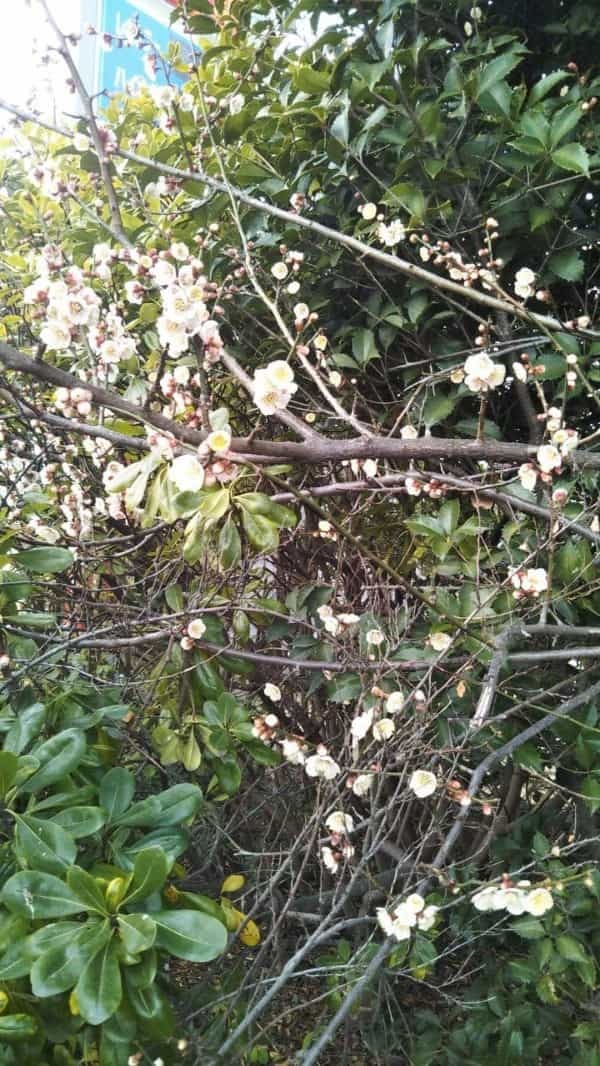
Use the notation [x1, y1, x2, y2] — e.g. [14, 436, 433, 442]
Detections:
[0, 0, 599, 1062]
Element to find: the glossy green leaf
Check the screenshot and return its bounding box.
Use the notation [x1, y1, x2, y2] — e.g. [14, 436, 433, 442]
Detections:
[13, 546, 74, 573]
[153, 909, 227, 962]
[15, 815, 77, 875]
[117, 913, 156, 954]
[1, 871, 86, 918]
[75, 936, 122, 1025]
[19, 729, 86, 794]
[99, 767, 135, 821]
[124, 847, 170, 904]
[67, 867, 109, 914]
[51, 805, 106, 838]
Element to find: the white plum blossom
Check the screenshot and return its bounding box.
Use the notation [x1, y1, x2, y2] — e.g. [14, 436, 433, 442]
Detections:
[512, 361, 528, 383]
[253, 361, 298, 416]
[187, 618, 207, 640]
[429, 631, 452, 652]
[463, 353, 506, 392]
[385, 691, 405, 714]
[418, 905, 439, 931]
[351, 709, 374, 740]
[366, 628, 385, 646]
[372, 717, 396, 741]
[472, 886, 498, 912]
[400, 424, 419, 439]
[537, 444, 562, 473]
[351, 773, 373, 797]
[493, 886, 528, 915]
[325, 811, 354, 834]
[473, 882, 552, 917]
[409, 769, 437, 798]
[207, 428, 232, 454]
[524, 887, 553, 916]
[514, 267, 536, 300]
[40, 321, 71, 351]
[280, 738, 306, 765]
[519, 464, 538, 491]
[263, 683, 281, 702]
[305, 752, 340, 780]
[170, 241, 189, 261]
[359, 202, 377, 220]
[168, 454, 205, 493]
[511, 567, 548, 597]
[271, 262, 288, 280]
[377, 219, 406, 246]
[321, 846, 340, 874]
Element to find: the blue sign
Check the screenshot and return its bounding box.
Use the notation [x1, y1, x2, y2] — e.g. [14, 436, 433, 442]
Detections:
[97, 0, 189, 93]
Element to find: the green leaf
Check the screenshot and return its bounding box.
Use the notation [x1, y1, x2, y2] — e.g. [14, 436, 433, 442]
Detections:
[218, 516, 242, 570]
[100, 767, 135, 821]
[153, 909, 227, 962]
[31, 919, 110, 997]
[67, 867, 109, 914]
[552, 142, 590, 176]
[422, 392, 457, 427]
[112, 795, 162, 829]
[477, 49, 525, 98]
[0, 751, 18, 796]
[581, 776, 600, 813]
[19, 729, 86, 794]
[13, 546, 74, 573]
[529, 70, 570, 104]
[28, 920, 83, 955]
[0, 1015, 38, 1041]
[351, 328, 379, 366]
[117, 913, 156, 954]
[548, 249, 584, 282]
[0, 938, 36, 980]
[14, 815, 77, 875]
[330, 106, 350, 146]
[439, 499, 460, 536]
[154, 783, 203, 826]
[124, 847, 170, 905]
[511, 917, 547, 939]
[214, 754, 242, 795]
[2, 871, 86, 918]
[51, 805, 106, 838]
[292, 66, 330, 95]
[3, 702, 45, 754]
[556, 934, 588, 963]
[240, 511, 280, 552]
[75, 936, 122, 1025]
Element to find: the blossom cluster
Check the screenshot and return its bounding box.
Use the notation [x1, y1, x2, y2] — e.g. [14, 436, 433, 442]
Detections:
[253, 360, 297, 415]
[376, 892, 439, 941]
[321, 809, 355, 874]
[24, 249, 101, 354]
[473, 881, 553, 917]
[510, 567, 548, 598]
[316, 603, 360, 637]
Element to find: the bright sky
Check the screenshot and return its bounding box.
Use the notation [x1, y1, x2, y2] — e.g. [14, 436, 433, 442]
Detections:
[0, 0, 80, 115]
